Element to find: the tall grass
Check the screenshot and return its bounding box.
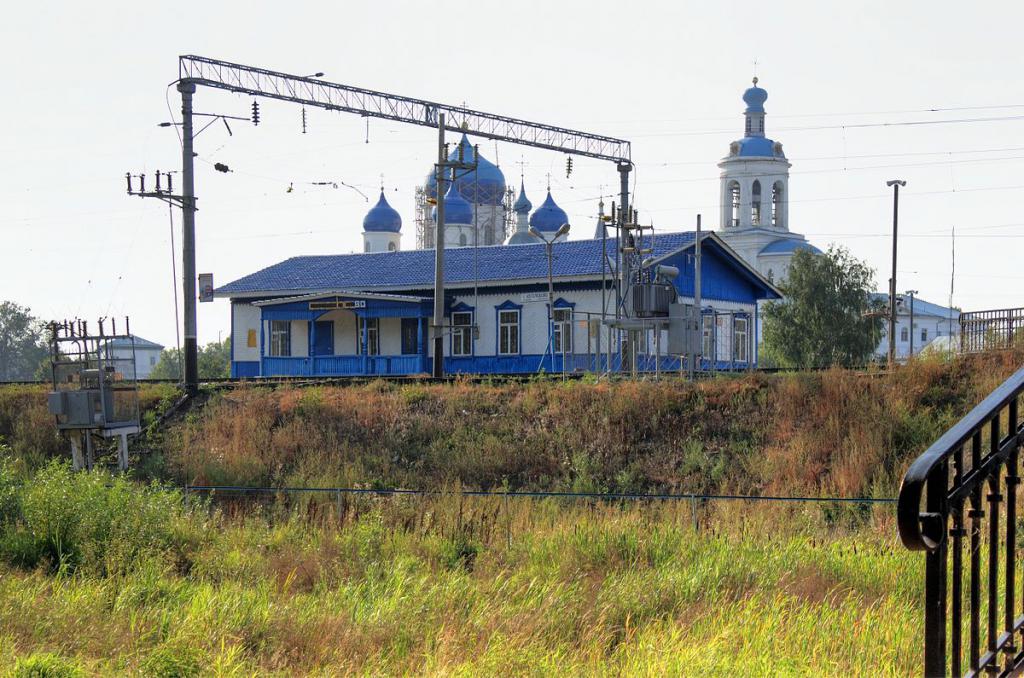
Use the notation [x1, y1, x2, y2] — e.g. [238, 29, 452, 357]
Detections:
[0, 464, 921, 676]
[160, 350, 1023, 499]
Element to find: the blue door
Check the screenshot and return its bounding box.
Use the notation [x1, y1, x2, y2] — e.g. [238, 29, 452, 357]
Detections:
[312, 321, 334, 356]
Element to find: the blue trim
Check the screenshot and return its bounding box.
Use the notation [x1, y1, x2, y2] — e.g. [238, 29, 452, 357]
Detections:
[450, 303, 475, 358]
[232, 361, 260, 378]
[494, 300, 523, 356]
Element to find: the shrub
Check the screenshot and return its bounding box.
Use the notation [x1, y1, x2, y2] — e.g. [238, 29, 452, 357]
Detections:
[10, 652, 83, 678]
[4, 461, 195, 574]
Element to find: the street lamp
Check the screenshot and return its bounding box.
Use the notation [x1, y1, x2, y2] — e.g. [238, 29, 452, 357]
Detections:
[905, 289, 918, 358]
[529, 223, 571, 373]
[886, 179, 906, 368]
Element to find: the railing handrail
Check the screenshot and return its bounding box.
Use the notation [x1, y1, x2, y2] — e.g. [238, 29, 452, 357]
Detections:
[897, 364, 1024, 551]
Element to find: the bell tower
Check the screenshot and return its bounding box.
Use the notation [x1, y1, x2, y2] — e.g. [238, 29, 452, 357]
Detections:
[718, 78, 791, 233]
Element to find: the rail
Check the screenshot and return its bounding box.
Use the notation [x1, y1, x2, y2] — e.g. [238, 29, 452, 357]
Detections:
[897, 364, 1024, 676]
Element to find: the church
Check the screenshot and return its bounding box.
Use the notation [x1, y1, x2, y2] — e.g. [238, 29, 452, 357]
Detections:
[714, 78, 821, 283]
[215, 82, 794, 379]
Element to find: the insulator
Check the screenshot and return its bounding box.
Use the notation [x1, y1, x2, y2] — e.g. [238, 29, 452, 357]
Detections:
[125, 173, 132, 194]
[139, 174, 145, 193]
[155, 170, 162, 192]
[251, 100, 260, 126]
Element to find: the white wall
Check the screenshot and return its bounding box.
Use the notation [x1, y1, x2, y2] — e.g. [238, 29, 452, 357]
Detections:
[232, 303, 261, 362]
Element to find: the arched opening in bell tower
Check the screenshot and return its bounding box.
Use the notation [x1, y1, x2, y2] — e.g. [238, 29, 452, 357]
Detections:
[751, 180, 762, 226]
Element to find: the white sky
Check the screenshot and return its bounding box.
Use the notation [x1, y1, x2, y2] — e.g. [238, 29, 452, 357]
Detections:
[2, 0, 1022, 348]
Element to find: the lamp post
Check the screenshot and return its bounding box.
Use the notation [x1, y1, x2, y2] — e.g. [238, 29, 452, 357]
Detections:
[906, 289, 918, 358]
[529, 223, 570, 374]
[886, 179, 906, 369]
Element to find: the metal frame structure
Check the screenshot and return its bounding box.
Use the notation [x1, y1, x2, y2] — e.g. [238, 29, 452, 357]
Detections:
[898, 365, 1024, 676]
[960, 307, 1024, 354]
[164, 55, 634, 386]
[46, 318, 141, 471]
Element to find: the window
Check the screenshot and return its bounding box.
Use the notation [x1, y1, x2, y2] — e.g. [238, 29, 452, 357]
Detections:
[364, 242, 370, 253]
[498, 310, 519, 355]
[401, 318, 419, 355]
[772, 182, 783, 227]
[553, 308, 572, 353]
[356, 317, 379, 355]
[270, 320, 291, 356]
[388, 242, 396, 252]
[734, 317, 748, 362]
[900, 327, 909, 342]
[921, 328, 928, 343]
[702, 314, 714, 358]
[751, 180, 762, 225]
[458, 232, 467, 246]
[452, 312, 473, 356]
[149, 355, 157, 366]
[729, 182, 741, 227]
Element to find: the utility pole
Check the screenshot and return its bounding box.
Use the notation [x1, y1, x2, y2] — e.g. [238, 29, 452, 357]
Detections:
[178, 80, 199, 394]
[694, 214, 702, 376]
[432, 113, 447, 379]
[618, 161, 632, 375]
[530, 224, 570, 374]
[886, 179, 906, 369]
[906, 289, 918, 357]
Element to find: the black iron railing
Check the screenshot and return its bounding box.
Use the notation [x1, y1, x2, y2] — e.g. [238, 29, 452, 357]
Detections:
[899, 365, 1024, 676]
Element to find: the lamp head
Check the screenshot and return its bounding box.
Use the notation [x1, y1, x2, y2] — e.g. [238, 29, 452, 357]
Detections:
[886, 179, 907, 187]
[528, 227, 542, 239]
[555, 223, 570, 238]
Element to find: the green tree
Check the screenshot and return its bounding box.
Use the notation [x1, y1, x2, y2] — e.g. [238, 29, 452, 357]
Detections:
[0, 301, 49, 381]
[762, 246, 883, 369]
[150, 337, 230, 380]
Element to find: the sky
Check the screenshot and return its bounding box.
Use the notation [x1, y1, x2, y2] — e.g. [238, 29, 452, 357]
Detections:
[2, 0, 1023, 349]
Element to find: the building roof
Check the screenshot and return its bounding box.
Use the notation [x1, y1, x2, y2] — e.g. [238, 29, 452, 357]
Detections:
[736, 136, 784, 158]
[432, 183, 474, 225]
[743, 77, 768, 113]
[424, 134, 506, 206]
[101, 336, 164, 350]
[217, 231, 782, 301]
[513, 180, 532, 214]
[759, 239, 822, 256]
[529, 191, 569, 232]
[871, 292, 960, 319]
[362, 190, 402, 233]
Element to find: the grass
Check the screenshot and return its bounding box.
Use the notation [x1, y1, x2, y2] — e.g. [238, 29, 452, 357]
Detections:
[0, 464, 921, 676]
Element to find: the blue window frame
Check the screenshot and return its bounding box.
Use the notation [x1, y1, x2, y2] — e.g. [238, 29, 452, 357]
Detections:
[451, 303, 475, 357]
[495, 301, 522, 356]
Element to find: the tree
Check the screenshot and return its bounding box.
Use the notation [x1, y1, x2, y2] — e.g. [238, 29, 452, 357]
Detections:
[0, 301, 49, 381]
[762, 246, 883, 369]
[150, 337, 230, 380]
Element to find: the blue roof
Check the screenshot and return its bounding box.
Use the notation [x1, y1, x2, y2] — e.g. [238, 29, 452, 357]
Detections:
[432, 183, 474, 225]
[362, 190, 402, 233]
[759, 239, 822, 256]
[219, 233, 695, 294]
[529, 191, 569, 232]
[425, 134, 506, 205]
[743, 78, 768, 113]
[737, 136, 784, 158]
[217, 232, 781, 302]
[513, 181, 532, 213]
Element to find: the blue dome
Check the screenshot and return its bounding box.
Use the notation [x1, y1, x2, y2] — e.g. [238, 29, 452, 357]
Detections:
[759, 239, 822, 256]
[743, 77, 768, 113]
[513, 181, 532, 213]
[425, 134, 506, 205]
[432, 183, 474, 225]
[362, 190, 402, 233]
[529, 191, 569, 233]
[737, 136, 784, 158]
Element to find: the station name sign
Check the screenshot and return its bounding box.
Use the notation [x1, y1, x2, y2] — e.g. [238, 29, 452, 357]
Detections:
[309, 298, 368, 310]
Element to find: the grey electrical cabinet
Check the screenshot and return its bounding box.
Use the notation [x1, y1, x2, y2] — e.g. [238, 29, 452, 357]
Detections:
[668, 303, 701, 356]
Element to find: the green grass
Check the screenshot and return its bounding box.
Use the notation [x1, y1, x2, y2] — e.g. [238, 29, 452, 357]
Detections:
[0, 464, 922, 676]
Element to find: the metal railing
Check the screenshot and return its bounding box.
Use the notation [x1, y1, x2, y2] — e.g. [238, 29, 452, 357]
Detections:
[961, 308, 1024, 354]
[898, 364, 1024, 676]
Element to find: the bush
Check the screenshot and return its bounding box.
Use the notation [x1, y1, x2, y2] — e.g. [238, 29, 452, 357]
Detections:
[10, 652, 83, 678]
[3, 461, 195, 574]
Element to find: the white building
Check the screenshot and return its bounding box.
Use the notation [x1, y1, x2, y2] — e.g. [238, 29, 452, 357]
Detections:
[100, 336, 164, 379]
[874, 293, 960, 361]
[716, 78, 821, 284]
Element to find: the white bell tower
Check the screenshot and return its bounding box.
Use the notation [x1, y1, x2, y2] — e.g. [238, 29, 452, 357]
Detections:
[718, 77, 791, 233]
